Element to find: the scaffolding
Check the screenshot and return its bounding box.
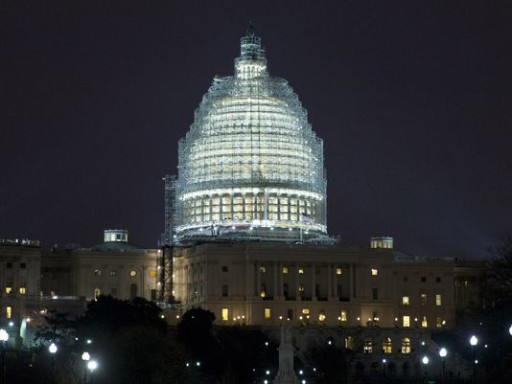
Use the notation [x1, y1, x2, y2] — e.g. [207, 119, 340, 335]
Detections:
[174, 28, 329, 244]
[161, 174, 176, 247]
[159, 175, 176, 303]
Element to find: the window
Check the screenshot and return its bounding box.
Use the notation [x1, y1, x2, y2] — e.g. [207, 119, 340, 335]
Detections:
[221, 308, 229, 321]
[260, 266, 266, 273]
[340, 310, 347, 322]
[298, 267, 304, 274]
[222, 266, 228, 272]
[149, 270, 157, 277]
[302, 308, 310, 315]
[402, 296, 410, 305]
[94, 269, 101, 276]
[345, 336, 354, 350]
[264, 308, 271, 319]
[436, 317, 443, 328]
[318, 311, 326, 322]
[436, 277, 441, 283]
[129, 270, 137, 277]
[19, 286, 26, 295]
[111, 288, 117, 297]
[222, 284, 228, 297]
[371, 268, 378, 276]
[287, 309, 293, 320]
[372, 288, 378, 300]
[260, 284, 266, 298]
[402, 316, 410, 327]
[336, 268, 343, 275]
[403, 276, 408, 282]
[20, 263, 26, 269]
[421, 276, 426, 283]
[6, 263, 12, 269]
[401, 337, 411, 354]
[5, 287, 12, 294]
[421, 316, 428, 328]
[282, 267, 288, 274]
[421, 293, 427, 305]
[93, 288, 101, 299]
[383, 337, 392, 354]
[364, 338, 373, 353]
[110, 270, 117, 277]
[435, 294, 442, 306]
[6, 306, 12, 319]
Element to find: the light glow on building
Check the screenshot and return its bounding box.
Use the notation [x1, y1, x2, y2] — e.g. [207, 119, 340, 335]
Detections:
[175, 27, 328, 243]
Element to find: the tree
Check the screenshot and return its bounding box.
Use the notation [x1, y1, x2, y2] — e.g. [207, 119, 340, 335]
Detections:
[477, 234, 512, 382]
[37, 295, 187, 384]
[304, 341, 349, 384]
[177, 307, 226, 380]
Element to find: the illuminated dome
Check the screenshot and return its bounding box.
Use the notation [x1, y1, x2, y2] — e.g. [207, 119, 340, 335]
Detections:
[175, 27, 328, 243]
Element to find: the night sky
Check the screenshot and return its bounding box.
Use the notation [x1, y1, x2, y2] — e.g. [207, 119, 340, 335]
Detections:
[2, 1, 511, 258]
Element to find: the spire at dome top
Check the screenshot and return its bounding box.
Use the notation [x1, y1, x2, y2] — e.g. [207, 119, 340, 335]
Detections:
[246, 22, 255, 37]
[235, 23, 268, 79]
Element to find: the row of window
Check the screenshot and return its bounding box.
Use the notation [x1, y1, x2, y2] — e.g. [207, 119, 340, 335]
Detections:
[261, 266, 344, 275]
[219, 308, 446, 329]
[402, 294, 442, 306]
[92, 269, 157, 277]
[257, 266, 444, 283]
[4, 286, 26, 295]
[360, 337, 414, 354]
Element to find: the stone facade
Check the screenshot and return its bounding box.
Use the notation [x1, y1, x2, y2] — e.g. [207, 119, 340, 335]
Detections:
[173, 242, 479, 330]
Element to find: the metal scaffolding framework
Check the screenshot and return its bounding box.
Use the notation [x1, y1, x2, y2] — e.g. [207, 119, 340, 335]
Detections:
[174, 28, 330, 244]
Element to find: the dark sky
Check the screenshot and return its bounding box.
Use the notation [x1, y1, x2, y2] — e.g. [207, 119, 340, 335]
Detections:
[1, 1, 511, 258]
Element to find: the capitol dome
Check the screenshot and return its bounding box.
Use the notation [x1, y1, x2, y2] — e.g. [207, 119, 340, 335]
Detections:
[174, 27, 328, 244]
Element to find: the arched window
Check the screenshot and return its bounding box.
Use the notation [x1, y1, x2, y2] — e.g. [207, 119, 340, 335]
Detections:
[401, 337, 411, 354]
[364, 338, 373, 354]
[383, 337, 392, 353]
[93, 288, 101, 299]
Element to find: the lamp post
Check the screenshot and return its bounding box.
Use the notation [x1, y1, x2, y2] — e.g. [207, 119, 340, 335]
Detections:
[469, 335, 478, 383]
[0, 329, 9, 384]
[439, 347, 447, 379]
[87, 360, 98, 384]
[81, 352, 90, 384]
[422, 356, 429, 383]
[48, 342, 57, 382]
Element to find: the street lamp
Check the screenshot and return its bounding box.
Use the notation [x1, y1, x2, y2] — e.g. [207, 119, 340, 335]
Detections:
[439, 347, 447, 379]
[49, 342, 58, 382]
[422, 356, 429, 383]
[0, 329, 8, 384]
[87, 360, 98, 384]
[81, 352, 90, 384]
[469, 335, 478, 383]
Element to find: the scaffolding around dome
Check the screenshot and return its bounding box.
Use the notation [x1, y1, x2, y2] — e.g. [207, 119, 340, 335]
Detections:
[173, 28, 331, 245]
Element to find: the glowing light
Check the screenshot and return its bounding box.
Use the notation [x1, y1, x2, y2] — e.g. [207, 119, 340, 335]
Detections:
[174, 30, 327, 243]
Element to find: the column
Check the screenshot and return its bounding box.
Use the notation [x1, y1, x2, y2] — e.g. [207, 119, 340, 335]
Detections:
[273, 261, 278, 299]
[256, 262, 261, 296]
[311, 264, 316, 300]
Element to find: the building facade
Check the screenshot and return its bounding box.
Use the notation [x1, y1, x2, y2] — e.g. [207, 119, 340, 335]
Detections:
[41, 229, 160, 302]
[173, 242, 460, 330]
